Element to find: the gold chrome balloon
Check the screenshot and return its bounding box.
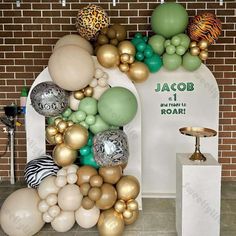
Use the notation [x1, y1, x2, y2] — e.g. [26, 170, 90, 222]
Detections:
[76, 166, 97, 186]
[199, 50, 208, 60]
[119, 63, 129, 73]
[120, 53, 130, 63]
[97, 209, 124, 236]
[127, 199, 138, 211]
[124, 210, 139, 225]
[118, 40, 136, 56]
[54, 133, 63, 144]
[190, 46, 200, 56]
[82, 196, 95, 210]
[123, 209, 133, 219]
[80, 183, 91, 196]
[64, 124, 88, 150]
[97, 44, 120, 68]
[99, 166, 122, 185]
[114, 200, 126, 213]
[90, 175, 103, 187]
[88, 187, 102, 201]
[127, 62, 149, 83]
[190, 41, 197, 48]
[54, 117, 63, 126]
[198, 39, 208, 50]
[57, 120, 68, 133]
[128, 55, 135, 64]
[67, 121, 74, 127]
[53, 143, 77, 167]
[116, 176, 140, 201]
[84, 86, 93, 97]
[46, 125, 58, 136]
[46, 132, 56, 145]
[74, 90, 84, 100]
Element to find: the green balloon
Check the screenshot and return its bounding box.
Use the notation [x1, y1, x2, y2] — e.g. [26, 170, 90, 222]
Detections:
[171, 36, 181, 46]
[136, 51, 144, 61]
[75, 110, 86, 122]
[131, 38, 144, 46]
[68, 112, 78, 123]
[177, 33, 190, 49]
[80, 121, 89, 129]
[98, 87, 138, 126]
[78, 97, 97, 115]
[80, 152, 99, 169]
[136, 42, 146, 52]
[87, 134, 93, 146]
[163, 53, 182, 71]
[164, 40, 171, 48]
[62, 108, 72, 118]
[47, 116, 61, 125]
[135, 33, 143, 39]
[144, 54, 163, 73]
[176, 45, 186, 56]
[80, 145, 91, 156]
[148, 35, 165, 55]
[85, 115, 96, 125]
[151, 3, 188, 38]
[89, 115, 110, 134]
[144, 45, 154, 58]
[166, 45, 176, 55]
[143, 36, 148, 43]
[182, 52, 202, 72]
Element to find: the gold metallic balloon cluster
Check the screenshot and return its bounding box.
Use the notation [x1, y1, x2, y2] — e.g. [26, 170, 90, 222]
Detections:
[189, 39, 209, 61]
[74, 86, 94, 100]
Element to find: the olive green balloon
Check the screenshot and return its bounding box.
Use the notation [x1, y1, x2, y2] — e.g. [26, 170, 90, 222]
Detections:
[163, 53, 182, 71]
[78, 97, 98, 115]
[182, 52, 202, 72]
[177, 33, 191, 49]
[148, 35, 165, 55]
[151, 3, 188, 38]
[98, 87, 138, 126]
[89, 115, 110, 134]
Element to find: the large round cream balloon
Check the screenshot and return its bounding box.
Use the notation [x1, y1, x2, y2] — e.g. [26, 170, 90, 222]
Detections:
[48, 45, 95, 91]
[0, 188, 45, 236]
[75, 206, 100, 229]
[53, 34, 93, 55]
[51, 211, 75, 232]
[38, 176, 60, 199]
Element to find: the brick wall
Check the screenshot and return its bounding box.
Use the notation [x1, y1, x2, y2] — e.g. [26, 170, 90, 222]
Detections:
[0, 0, 235, 181]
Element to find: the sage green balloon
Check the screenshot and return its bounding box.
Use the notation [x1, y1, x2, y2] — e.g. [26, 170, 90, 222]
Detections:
[177, 33, 190, 49]
[89, 115, 110, 134]
[151, 3, 188, 38]
[182, 52, 202, 72]
[148, 35, 165, 55]
[62, 108, 72, 118]
[78, 97, 97, 115]
[163, 53, 182, 71]
[98, 87, 138, 126]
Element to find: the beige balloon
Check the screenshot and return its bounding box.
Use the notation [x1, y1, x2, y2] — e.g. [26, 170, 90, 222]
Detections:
[97, 44, 120, 68]
[75, 206, 100, 229]
[46, 193, 58, 206]
[127, 62, 149, 83]
[0, 188, 45, 236]
[124, 210, 139, 225]
[116, 175, 140, 201]
[118, 40, 136, 56]
[48, 45, 95, 91]
[53, 143, 77, 167]
[38, 176, 60, 199]
[92, 84, 110, 100]
[53, 34, 93, 55]
[69, 92, 80, 111]
[38, 200, 50, 213]
[55, 175, 67, 188]
[64, 124, 89, 150]
[76, 165, 98, 186]
[48, 205, 61, 218]
[99, 166, 123, 184]
[51, 211, 75, 233]
[96, 183, 117, 210]
[97, 208, 124, 236]
[58, 184, 83, 211]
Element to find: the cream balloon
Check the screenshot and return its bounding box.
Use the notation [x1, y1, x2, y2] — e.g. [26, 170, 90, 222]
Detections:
[38, 176, 60, 199]
[55, 175, 67, 188]
[43, 212, 53, 223]
[46, 193, 58, 206]
[48, 45, 95, 91]
[0, 188, 45, 236]
[69, 92, 80, 111]
[38, 200, 50, 213]
[57, 168, 67, 176]
[51, 211, 75, 233]
[58, 184, 83, 211]
[67, 173, 78, 184]
[75, 206, 100, 229]
[48, 205, 61, 218]
[67, 164, 79, 174]
[53, 34, 93, 55]
[92, 84, 110, 100]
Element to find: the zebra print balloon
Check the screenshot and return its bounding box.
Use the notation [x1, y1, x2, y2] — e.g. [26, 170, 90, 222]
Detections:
[24, 155, 60, 188]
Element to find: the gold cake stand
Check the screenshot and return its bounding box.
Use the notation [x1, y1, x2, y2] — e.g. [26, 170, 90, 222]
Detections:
[179, 127, 217, 161]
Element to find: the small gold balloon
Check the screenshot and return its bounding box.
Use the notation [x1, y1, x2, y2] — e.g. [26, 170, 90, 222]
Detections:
[74, 90, 84, 100]
[111, 23, 127, 41]
[53, 143, 77, 167]
[99, 166, 123, 185]
[190, 46, 200, 56]
[67, 121, 74, 127]
[76, 166, 97, 186]
[90, 175, 103, 187]
[118, 40, 136, 56]
[110, 38, 119, 46]
[88, 187, 102, 201]
[116, 176, 140, 201]
[190, 41, 197, 48]
[97, 209, 124, 236]
[80, 183, 91, 196]
[114, 200, 126, 213]
[127, 62, 149, 83]
[119, 63, 129, 73]
[57, 120, 68, 133]
[82, 196, 95, 210]
[127, 199, 138, 211]
[128, 55, 135, 64]
[54, 117, 62, 126]
[84, 86, 93, 97]
[124, 210, 139, 225]
[64, 124, 88, 150]
[123, 209, 133, 219]
[54, 133, 63, 144]
[46, 132, 56, 145]
[97, 44, 120, 68]
[199, 50, 208, 61]
[198, 39, 208, 50]
[46, 125, 58, 136]
[120, 53, 130, 63]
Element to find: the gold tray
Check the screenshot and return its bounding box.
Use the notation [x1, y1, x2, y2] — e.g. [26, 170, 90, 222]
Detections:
[179, 127, 217, 138]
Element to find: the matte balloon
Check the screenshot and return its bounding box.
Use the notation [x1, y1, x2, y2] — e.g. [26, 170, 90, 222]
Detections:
[75, 206, 100, 229]
[69, 92, 80, 111]
[38, 176, 60, 199]
[55, 175, 67, 188]
[144, 54, 163, 73]
[127, 62, 149, 83]
[92, 85, 110, 100]
[67, 173, 78, 184]
[151, 3, 189, 38]
[171, 36, 181, 46]
[76, 165, 98, 186]
[48, 205, 61, 218]
[182, 52, 202, 71]
[0, 188, 45, 236]
[176, 45, 186, 56]
[53, 34, 93, 54]
[97, 209, 124, 236]
[46, 193, 58, 206]
[163, 53, 182, 71]
[118, 40, 136, 56]
[38, 200, 49, 213]
[148, 35, 165, 55]
[51, 211, 75, 232]
[99, 166, 122, 184]
[30, 82, 68, 117]
[78, 97, 98, 115]
[48, 45, 95, 91]
[166, 45, 176, 55]
[177, 33, 191, 49]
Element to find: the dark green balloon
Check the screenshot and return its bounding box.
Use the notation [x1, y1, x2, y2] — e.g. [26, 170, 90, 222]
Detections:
[144, 54, 163, 73]
[80, 152, 100, 169]
[136, 42, 147, 52]
[136, 51, 145, 61]
[163, 53, 182, 71]
[182, 52, 202, 71]
[80, 145, 91, 156]
[131, 38, 144, 46]
[135, 33, 143, 39]
[144, 45, 153, 58]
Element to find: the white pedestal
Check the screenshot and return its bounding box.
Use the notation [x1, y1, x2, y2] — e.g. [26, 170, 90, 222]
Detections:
[176, 153, 221, 236]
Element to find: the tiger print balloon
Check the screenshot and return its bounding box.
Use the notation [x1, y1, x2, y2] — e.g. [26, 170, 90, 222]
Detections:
[75, 4, 109, 41]
[187, 12, 222, 45]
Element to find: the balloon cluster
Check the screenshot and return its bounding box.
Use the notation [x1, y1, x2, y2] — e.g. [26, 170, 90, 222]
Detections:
[131, 33, 163, 73]
[189, 39, 209, 61]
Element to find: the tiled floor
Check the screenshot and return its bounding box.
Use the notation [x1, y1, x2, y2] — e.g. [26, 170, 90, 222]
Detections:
[0, 181, 235, 236]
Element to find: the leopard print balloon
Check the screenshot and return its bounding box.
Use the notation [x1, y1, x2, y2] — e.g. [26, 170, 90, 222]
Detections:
[75, 4, 109, 41]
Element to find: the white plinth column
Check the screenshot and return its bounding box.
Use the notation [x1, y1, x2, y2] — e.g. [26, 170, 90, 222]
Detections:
[176, 153, 221, 236]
